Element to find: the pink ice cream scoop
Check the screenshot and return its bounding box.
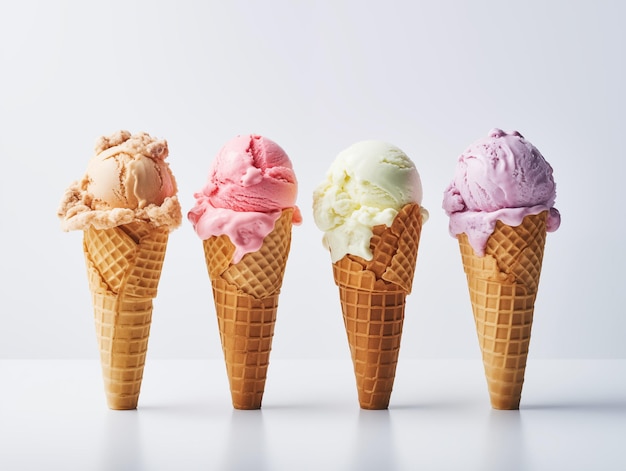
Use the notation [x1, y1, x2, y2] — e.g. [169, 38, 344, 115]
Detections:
[442, 129, 561, 255]
[188, 134, 302, 263]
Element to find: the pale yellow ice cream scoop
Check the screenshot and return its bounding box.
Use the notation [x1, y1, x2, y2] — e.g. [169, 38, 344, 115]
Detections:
[313, 140, 428, 262]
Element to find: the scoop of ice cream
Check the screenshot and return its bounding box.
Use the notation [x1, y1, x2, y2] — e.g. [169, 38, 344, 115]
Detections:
[442, 128, 561, 255]
[57, 130, 182, 231]
[86, 131, 176, 210]
[313, 140, 428, 263]
[188, 134, 301, 263]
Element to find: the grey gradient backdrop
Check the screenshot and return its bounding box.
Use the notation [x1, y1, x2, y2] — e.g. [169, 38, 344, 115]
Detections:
[1, 0, 624, 359]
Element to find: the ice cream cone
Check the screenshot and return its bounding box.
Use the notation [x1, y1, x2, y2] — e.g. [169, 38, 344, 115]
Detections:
[458, 211, 547, 410]
[203, 208, 294, 409]
[83, 221, 169, 410]
[332, 203, 423, 409]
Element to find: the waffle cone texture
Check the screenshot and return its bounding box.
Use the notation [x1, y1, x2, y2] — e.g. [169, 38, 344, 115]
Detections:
[203, 208, 294, 410]
[459, 211, 547, 410]
[83, 221, 169, 410]
[332, 203, 423, 409]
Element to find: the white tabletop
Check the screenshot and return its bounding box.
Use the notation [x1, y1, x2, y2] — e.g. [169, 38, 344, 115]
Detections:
[1, 358, 624, 471]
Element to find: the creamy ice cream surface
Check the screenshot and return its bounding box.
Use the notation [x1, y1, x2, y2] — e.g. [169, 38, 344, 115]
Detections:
[188, 134, 301, 264]
[442, 128, 561, 255]
[313, 140, 428, 263]
[58, 130, 182, 231]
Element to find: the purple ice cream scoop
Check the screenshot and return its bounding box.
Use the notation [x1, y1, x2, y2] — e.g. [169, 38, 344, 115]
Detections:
[442, 128, 561, 255]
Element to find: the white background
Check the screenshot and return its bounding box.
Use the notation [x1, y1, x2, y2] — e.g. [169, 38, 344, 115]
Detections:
[1, 0, 624, 361]
[2, 358, 625, 470]
[1, 2, 625, 470]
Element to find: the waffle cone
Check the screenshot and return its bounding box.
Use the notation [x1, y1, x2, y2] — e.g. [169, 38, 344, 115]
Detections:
[202, 209, 293, 409]
[332, 203, 423, 409]
[459, 212, 547, 410]
[83, 221, 169, 410]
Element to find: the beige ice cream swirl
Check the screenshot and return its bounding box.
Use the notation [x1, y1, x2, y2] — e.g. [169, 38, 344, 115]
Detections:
[87, 130, 176, 210]
[57, 130, 182, 231]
